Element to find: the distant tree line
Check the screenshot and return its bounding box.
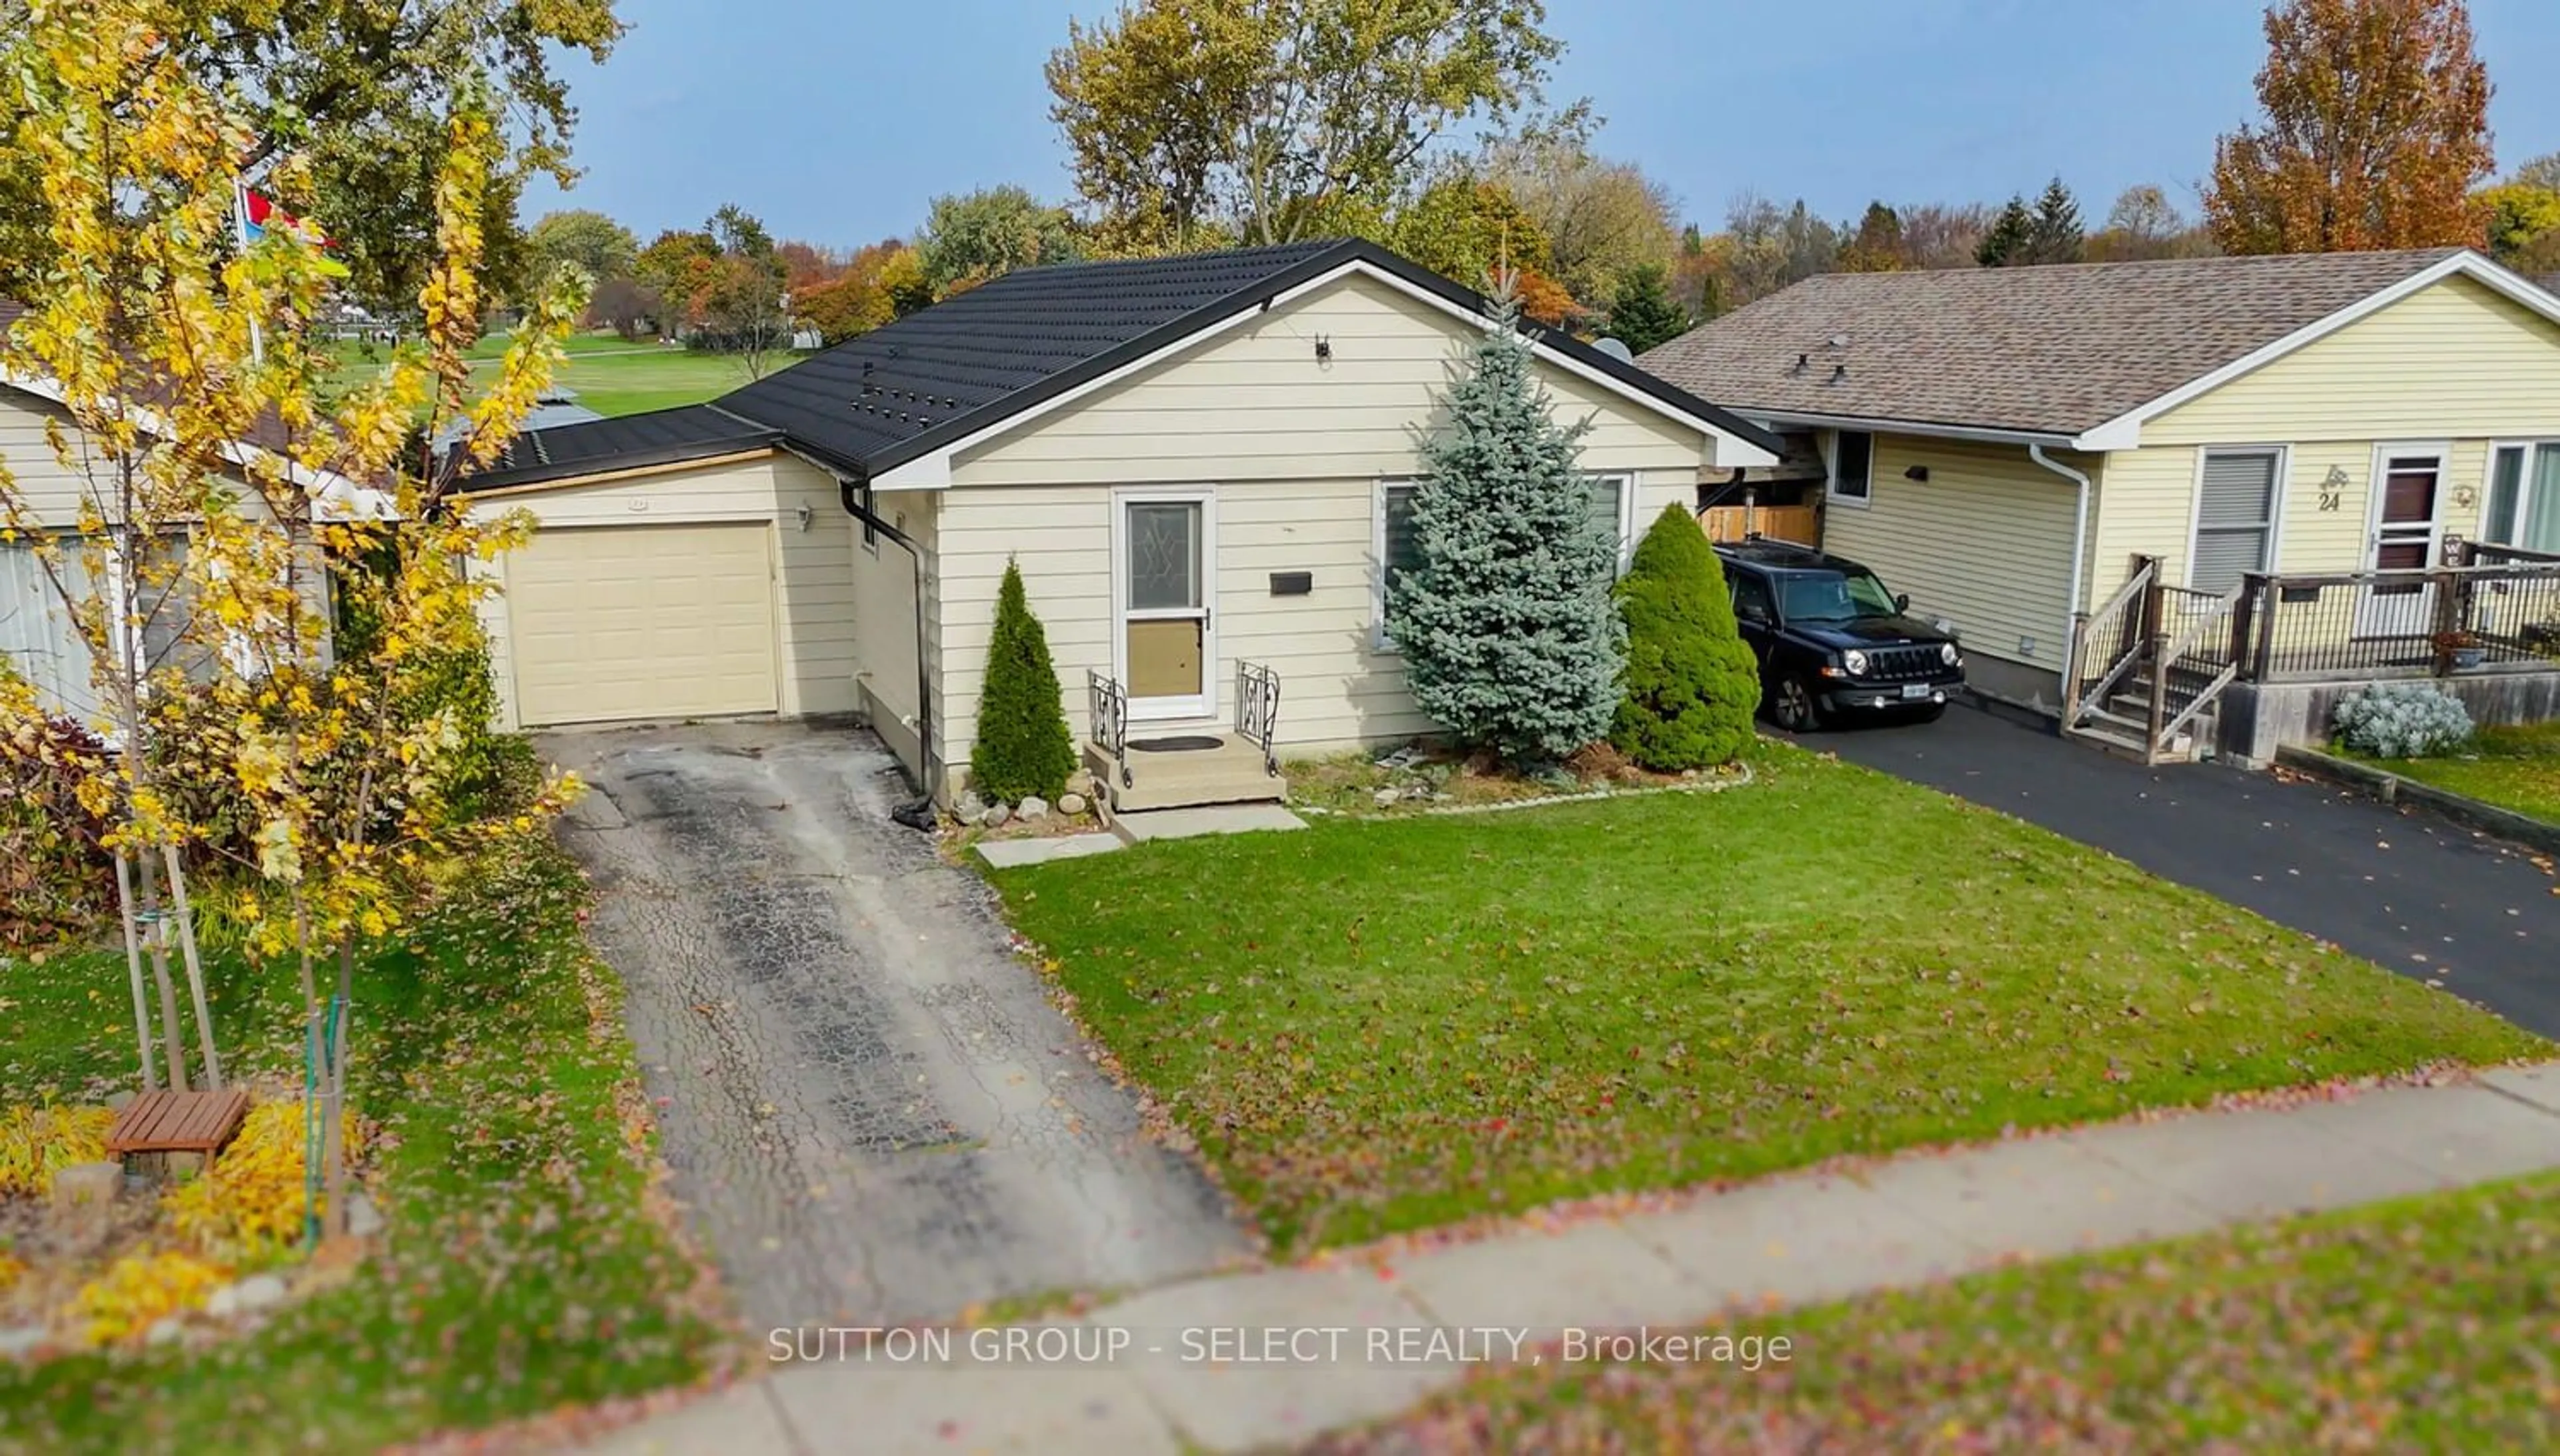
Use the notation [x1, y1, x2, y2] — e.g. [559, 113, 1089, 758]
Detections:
[518, 0, 2547, 365]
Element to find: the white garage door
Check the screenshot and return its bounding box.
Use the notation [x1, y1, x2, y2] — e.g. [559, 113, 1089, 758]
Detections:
[505, 522, 779, 727]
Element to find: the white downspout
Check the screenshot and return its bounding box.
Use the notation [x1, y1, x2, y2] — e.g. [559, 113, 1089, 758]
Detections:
[2029, 443, 2093, 715]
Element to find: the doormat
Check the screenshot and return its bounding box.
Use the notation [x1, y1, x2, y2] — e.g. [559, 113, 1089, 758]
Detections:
[1129, 735, 1224, 753]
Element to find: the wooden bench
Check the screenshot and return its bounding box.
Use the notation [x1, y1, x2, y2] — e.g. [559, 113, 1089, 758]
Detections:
[105, 1087, 251, 1161]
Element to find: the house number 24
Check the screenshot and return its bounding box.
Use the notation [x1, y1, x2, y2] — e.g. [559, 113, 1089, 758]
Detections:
[2315, 465, 2347, 513]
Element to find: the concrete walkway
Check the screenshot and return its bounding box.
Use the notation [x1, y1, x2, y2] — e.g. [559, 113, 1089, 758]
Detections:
[583, 1063, 2560, 1455]
[1797, 703, 2560, 1037]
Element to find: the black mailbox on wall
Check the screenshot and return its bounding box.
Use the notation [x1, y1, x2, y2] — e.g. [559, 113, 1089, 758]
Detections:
[1269, 571, 1313, 597]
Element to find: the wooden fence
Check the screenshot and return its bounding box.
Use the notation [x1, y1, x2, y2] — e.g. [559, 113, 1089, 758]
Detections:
[1700, 503, 1819, 546]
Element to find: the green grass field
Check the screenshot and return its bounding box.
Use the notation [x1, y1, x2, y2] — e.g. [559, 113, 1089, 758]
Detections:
[989, 742, 2544, 1254]
[327, 329, 809, 419]
[1330, 1170, 2560, 1451]
[2365, 720, 2560, 826]
[0, 845, 722, 1451]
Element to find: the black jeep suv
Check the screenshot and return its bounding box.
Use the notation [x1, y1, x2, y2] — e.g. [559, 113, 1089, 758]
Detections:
[1713, 541, 1965, 730]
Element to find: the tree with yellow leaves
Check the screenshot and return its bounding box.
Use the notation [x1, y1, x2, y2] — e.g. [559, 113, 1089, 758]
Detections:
[1, 0, 586, 1236]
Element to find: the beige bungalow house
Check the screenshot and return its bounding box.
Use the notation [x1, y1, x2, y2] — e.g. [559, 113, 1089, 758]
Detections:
[1640, 249, 2560, 761]
[453, 240, 1782, 806]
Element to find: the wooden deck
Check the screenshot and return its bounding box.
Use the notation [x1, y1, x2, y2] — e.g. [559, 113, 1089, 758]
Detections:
[105, 1087, 251, 1156]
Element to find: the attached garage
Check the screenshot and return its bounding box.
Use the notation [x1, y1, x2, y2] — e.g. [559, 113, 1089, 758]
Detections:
[501, 521, 779, 727]
[458, 429, 863, 733]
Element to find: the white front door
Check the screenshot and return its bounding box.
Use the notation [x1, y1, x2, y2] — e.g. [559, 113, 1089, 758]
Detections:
[2355, 446, 2447, 639]
[1113, 488, 1217, 721]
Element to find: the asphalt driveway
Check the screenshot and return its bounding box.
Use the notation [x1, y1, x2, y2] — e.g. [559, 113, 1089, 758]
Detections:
[1786, 705, 2560, 1039]
[542, 721, 1249, 1331]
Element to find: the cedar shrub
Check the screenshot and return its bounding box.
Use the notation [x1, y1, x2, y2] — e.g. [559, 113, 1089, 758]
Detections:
[970, 557, 1077, 803]
[1611, 505, 1761, 769]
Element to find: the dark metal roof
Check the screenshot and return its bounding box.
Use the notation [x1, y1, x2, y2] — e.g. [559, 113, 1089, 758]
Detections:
[457, 403, 781, 491]
[457, 239, 1780, 491]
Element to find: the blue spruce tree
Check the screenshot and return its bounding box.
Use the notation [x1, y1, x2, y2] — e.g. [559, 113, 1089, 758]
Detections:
[1388, 286, 1625, 763]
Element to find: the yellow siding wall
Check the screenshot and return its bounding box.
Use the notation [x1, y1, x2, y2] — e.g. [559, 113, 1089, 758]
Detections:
[2089, 274, 2560, 599]
[1821, 435, 2093, 675]
[466, 451, 857, 729]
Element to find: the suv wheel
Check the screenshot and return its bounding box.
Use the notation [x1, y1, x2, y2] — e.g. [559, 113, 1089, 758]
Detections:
[1772, 673, 1824, 733]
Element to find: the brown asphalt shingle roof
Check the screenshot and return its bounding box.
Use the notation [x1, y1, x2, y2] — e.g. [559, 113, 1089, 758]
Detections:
[1638, 249, 2473, 439]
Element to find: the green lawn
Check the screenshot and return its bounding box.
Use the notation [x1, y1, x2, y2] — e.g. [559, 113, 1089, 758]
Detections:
[1326, 1170, 2560, 1452]
[0, 844, 723, 1451]
[2366, 720, 2560, 826]
[989, 743, 2543, 1254]
[327, 329, 811, 419]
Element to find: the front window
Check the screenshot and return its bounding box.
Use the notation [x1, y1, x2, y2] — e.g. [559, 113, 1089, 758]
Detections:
[2487, 443, 2560, 554]
[1375, 475, 1633, 645]
[2192, 448, 2281, 591]
[1828, 430, 1874, 504]
[1777, 568, 1901, 623]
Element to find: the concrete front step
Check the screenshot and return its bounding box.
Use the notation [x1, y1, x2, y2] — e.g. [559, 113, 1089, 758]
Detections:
[1085, 735, 1286, 813]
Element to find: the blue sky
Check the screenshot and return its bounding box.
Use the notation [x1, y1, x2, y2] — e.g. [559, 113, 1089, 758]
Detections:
[520, 0, 2560, 246]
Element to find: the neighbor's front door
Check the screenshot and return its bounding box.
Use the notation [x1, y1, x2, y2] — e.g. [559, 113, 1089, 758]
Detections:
[1115, 489, 1217, 721]
[2355, 447, 2447, 639]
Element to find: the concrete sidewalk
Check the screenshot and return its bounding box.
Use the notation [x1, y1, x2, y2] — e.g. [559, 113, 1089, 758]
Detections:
[585, 1064, 2560, 1456]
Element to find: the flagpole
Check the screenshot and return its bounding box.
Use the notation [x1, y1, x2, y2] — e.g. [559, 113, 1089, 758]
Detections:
[235, 175, 263, 365]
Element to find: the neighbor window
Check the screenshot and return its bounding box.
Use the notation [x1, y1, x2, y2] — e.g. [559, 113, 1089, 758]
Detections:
[1585, 473, 1635, 572]
[1828, 431, 1874, 504]
[2487, 443, 2560, 554]
[853, 481, 878, 554]
[1375, 481, 1423, 646]
[1374, 474, 1633, 645]
[2191, 449, 2283, 592]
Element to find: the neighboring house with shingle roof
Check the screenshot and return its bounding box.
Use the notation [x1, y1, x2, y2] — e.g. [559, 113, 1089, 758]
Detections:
[1640, 249, 2560, 710]
[451, 239, 1781, 804]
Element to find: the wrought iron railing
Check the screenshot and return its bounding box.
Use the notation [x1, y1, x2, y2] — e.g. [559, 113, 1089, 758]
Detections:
[1086, 669, 1131, 788]
[1235, 659, 1281, 777]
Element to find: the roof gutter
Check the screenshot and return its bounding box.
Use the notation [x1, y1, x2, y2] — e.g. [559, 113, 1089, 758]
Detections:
[1745, 406, 2082, 451]
[2027, 443, 2093, 699]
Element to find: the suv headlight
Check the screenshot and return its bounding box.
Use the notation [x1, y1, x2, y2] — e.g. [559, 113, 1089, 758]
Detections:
[1841, 649, 1869, 677]
[1940, 642, 1961, 666]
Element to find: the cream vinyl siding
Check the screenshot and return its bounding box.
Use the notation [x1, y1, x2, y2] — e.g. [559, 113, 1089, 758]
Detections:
[1821, 434, 2090, 672]
[467, 451, 857, 730]
[951, 272, 1713, 487]
[934, 478, 1448, 779]
[847, 486, 937, 783]
[0, 388, 90, 526]
[503, 522, 779, 725]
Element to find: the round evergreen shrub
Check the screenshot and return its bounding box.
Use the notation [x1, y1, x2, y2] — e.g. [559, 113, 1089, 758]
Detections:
[1611, 505, 1762, 769]
[2332, 682, 2473, 759]
[969, 557, 1077, 803]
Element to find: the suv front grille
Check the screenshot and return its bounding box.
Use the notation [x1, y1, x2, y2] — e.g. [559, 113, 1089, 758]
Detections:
[1863, 645, 1945, 681]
